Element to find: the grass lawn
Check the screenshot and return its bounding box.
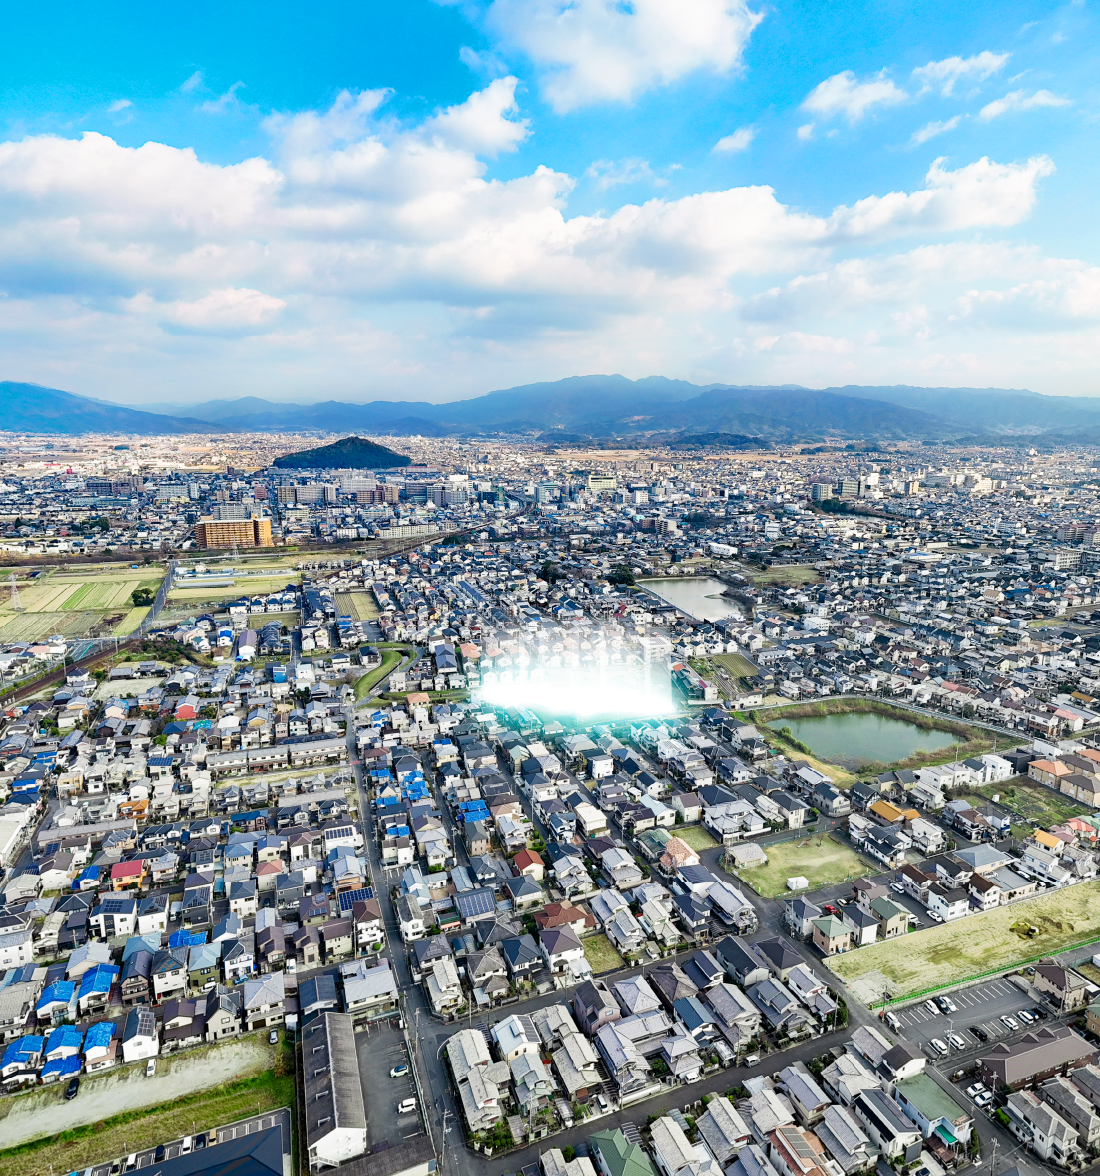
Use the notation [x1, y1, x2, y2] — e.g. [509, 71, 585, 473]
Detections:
[965, 779, 1092, 830]
[583, 934, 623, 974]
[0, 1062, 293, 1176]
[354, 648, 403, 699]
[675, 826, 719, 851]
[743, 833, 875, 899]
[712, 652, 759, 679]
[113, 606, 150, 636]
[828, 880, 1100, 1002]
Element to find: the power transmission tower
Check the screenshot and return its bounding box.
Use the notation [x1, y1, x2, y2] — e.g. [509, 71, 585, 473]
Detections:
[8, 573, 24, 612]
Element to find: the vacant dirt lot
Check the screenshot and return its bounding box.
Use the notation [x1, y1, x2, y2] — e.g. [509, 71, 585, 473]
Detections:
[829, 880, 1100, 1001]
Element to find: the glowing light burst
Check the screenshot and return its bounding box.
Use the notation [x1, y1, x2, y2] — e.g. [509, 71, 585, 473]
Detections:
[475, 664, 678, 721]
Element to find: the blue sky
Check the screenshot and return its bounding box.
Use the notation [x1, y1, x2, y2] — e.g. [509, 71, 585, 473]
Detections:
[0, 0, 1095, 404]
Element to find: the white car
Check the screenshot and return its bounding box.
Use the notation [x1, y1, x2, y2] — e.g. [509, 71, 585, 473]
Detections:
[1001, 1014, 1019, 1031]
[930, 1038, 949, 1056]
[1017, 1009, 1034, 1025]
[884, 1012, 901, 1032]
[966, 1083, 987, 1099]
[928, 910, 944, 923]
[975, 1091, 994, 1109]
[924, 1000, 940, 1016]
[397, 1099, 417, 1115]
[947, 1033, 967, 1051]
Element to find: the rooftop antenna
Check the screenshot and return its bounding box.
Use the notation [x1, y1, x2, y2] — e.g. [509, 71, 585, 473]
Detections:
[8, 573, 23, 612]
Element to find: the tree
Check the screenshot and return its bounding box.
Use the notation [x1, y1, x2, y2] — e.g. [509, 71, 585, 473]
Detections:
[540, 560, 561, 585]
[131, 586, 156, 607]
[607, 564, 635, 586]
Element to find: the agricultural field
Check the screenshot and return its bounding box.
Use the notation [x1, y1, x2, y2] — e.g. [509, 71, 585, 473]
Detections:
[336, 591, 380, 621]
[0, 610, 99, 642]
[965, 779, 1092, 831]
[828, 880, 1100, 1002]
[59, 578, 157, 611]
[675, 825, 719, 851]
[113, 606, 151, 636]
[742, 833, 875, 899]
[748, 565, 821, 587]
[582, 934, 623, 974]
[711, 652, 759, 679]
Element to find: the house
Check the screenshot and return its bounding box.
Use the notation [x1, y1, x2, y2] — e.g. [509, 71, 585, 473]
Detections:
[716, 937, 770, 988]
[426, 957, 463, 1016]
[779, 1063, 830, 1125]
[492, 1013, 540, 1061]
[698, 1095, 753, 1164]
[121, 1006, 159, 1063]
[1039, 1074, 1100, 1151]
[1004, 1089, 1080, 1165]
[649, 1116, 697, 1176]
[513, 848, 545, 881]
[851, 1090, 922, 1162]
[242, 973, 285, 1031]
[396, 894, 426, 943]
[591, 1128, 658, 1176]
[151, 947, 189, 1001]
[89, 896, 137, 939]
[342, 959, 398, 1017]
[551, 1028, 601, 1101]
[981, 1026, 1098, 1091]
[893, 1071, 973, 1153]
[535, 899, 596, 937]
[540, 925, 586, 975]
[575, 978, 622, 1037]
[869, 897, 908, 940]
[1033, 965, 1090, 1012]
[811, 916, 851, 956]
[785, 897, 823, 940]
[205, 987, 243, 1041]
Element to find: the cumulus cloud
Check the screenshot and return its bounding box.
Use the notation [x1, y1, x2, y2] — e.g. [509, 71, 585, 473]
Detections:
[979, 89, 1071, 120]
[482, 0, 763, 112]
[911, 116, 960, 144]
[713, 127, 754, 153]
[0, 83, 1081, 400]
[802, 70, 907, 122]
[911, 50, 1009, 95]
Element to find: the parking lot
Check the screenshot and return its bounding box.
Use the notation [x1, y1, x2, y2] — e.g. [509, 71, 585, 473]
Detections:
[887, 975, 1051, 1059]
[354, 1018, 425, 1150]
[84, 1108, 292, 1174]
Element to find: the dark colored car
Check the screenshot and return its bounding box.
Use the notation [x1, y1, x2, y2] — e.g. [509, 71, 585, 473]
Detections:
[195, 1134, 207, 1150]
[65, 1077, 80, 1100]
[971, 1026, 989, 1042]
[154, 1145, 166, 1163]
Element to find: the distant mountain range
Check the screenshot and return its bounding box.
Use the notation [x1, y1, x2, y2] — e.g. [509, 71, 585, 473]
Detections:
[6, 374, 1100, 445]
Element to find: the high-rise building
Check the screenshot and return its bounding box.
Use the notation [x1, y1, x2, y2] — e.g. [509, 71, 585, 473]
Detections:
[195, 516, 273, 549]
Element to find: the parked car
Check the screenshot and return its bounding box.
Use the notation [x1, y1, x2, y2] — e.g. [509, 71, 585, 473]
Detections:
[930, 1038, 949, 1056]
[975, 1091, 994, 1108]
[146, 1059, 156, 1078]
[971, 1026, 989, 1043]
[928, 910, 944, 923]
[936, 997, 957, 1014]
[397, 1099, 417, 1115]
[947, 1033, 967, 1051]
[923, 1000, 940, 1016]
[154, 1146, 166, 1164]
[268, 1030, 279, 1044]
[390, 1063, 409, 1078]
[65, 1077, 80, 1100]
[884, 1011, 901, 1032]
[890, 882, 905, 894]
[1028, 1007, 1047, 1020]
[1000, 1014, 1019, 1031]
[1017, 1010, 1034, 1026]
[966, 1083, 988, 1099]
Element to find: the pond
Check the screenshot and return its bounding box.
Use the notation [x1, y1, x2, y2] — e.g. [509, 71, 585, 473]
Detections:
[641, 576, 742, 622]
[778, 710, 962, 769]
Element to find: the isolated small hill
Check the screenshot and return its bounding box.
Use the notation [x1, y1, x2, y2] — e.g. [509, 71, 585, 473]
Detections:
[271, 435, 411, 470]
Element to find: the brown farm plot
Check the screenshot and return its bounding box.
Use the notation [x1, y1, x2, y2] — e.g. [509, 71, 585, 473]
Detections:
[828, 880, 1100, 1002]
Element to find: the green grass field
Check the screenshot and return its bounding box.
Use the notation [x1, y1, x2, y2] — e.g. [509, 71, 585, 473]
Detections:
[582, 934, 624, 974]
[964, 779, 1092, 830]
[741, 833, 874, 898]
[749, 566, 821, 587]
[336, 591, 380, 621]
[0, 610, 100, 642]
[674, 826, 719, 851]
[828, 880, 1100, 1002]
[354, 649, 403, 699]
[168, 574, 299, 602]
[113, 606, 151, 636]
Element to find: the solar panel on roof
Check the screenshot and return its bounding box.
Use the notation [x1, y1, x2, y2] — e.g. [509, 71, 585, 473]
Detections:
[338, 887, 375, 911]
[455, 887, 494, 917]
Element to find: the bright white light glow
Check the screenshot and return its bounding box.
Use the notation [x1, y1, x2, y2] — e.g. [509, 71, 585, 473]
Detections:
[476, 664, 677, 720]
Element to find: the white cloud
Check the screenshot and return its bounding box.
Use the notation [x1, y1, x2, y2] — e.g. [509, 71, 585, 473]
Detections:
[802, 70, 908, 122]
[179, 70, 204, 93]
[713, 127, 754, 153]
[911, 50, 1009, 95]
[979, 88, 1071, 120]
[200, 82, 246, 114]
[107, 99, 132, 114]
[0, 85, 1081, 401]
[482, 0, 763, 112]
[797, 123, 815, 141]
[423, 76, 528, 155]
[911, 116, 961, 144]
[586, 158, 664, 190]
